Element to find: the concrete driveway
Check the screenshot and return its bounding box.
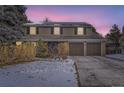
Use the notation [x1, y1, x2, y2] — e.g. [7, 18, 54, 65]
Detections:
[74, 56, 124, 87]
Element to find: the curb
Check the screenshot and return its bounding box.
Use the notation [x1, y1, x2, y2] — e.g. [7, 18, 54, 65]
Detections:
[74, 60, 81, 87]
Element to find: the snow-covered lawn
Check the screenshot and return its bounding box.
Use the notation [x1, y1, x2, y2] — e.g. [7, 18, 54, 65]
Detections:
[106, 54, 124, 61]
[0, 59, 78, 87]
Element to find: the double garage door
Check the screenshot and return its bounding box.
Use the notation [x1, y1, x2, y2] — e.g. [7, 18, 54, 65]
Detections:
[69, 42, 101, 56]
[69, 43, 84, 56]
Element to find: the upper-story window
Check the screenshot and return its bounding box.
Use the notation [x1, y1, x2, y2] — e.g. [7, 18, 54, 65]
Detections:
[54, 27, 60, 35]
[29, 27, 37, 35]
[77, 27, 84, 35]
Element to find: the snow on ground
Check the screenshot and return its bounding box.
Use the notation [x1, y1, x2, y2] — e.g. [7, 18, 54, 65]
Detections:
[106, 54, 124, 61]
[0, 58, 78, 87]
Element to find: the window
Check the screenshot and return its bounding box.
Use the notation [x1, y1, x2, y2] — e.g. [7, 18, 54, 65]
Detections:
[16, 41, 22, 46]
[54, 27, 60, 35]
[77, 27, 84, 35]
[29, 27, 36, 35]
[31, 42, 37, 46]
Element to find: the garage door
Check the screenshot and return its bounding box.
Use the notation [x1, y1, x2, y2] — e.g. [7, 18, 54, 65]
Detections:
[69, 43, 84, 56]
[87, 43, 101, 56]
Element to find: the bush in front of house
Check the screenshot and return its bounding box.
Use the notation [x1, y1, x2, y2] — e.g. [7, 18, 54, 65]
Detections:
[58, 42, 69, 59]
[0, 44, 36, 65]
[36, 39, 48, 58]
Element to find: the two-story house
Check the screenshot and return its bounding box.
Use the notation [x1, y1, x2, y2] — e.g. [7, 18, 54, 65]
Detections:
[18, 21, 106, 56]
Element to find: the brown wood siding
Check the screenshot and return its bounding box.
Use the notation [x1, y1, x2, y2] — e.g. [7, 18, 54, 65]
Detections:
[85, 28, 93, 35]
[38, 27, 51, 35]
[63, 27, 75, 35]
[69, 43, 84, 56]
[87, 43, 101, 56]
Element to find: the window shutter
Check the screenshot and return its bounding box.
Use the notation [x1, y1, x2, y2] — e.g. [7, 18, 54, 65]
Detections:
[51, 27, 54, 34]
[27, 27, 30, 35]
[36, 27, 39, 34]
[74, 27, 77, 35]
[60, 27, 63, 34]
[84, 28, 86, 35]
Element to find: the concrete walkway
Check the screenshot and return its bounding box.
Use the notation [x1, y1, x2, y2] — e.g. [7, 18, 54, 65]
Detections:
[74, 56, 124, 87]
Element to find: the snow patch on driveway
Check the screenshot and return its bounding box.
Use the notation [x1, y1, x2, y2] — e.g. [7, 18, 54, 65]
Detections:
[0, 59, 77, 87]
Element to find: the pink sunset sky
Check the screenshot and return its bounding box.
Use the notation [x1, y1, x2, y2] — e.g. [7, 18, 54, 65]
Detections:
[26, 5, 124, 36]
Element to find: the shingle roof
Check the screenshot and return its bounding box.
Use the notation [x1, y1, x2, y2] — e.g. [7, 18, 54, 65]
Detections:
[23, 21, 93, 27]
